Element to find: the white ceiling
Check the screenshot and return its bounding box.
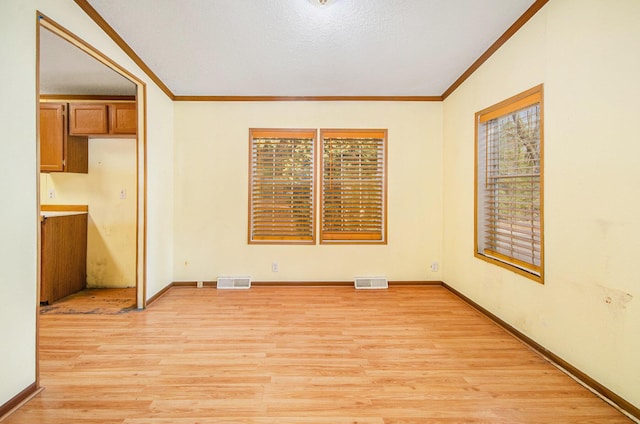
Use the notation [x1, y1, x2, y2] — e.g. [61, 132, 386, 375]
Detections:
[39, 26, 136, 96]
[82, 0, 537, 97]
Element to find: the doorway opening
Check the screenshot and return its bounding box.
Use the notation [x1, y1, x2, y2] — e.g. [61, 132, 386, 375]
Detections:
[36, 14, 147, 315]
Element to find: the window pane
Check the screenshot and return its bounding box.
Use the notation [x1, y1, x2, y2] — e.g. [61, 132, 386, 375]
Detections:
[249, 129, 316, 244]
[476, 86, 543, 281]
[321, 130, 387, 243]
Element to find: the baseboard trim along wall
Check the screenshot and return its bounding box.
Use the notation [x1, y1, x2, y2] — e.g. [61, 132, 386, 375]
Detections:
[147, 280, 442, 306]
[442, 283, 640, 422]
[0, 382, 41, 421]
[146, 279, 637, 420]
[145, 282, 175, 306]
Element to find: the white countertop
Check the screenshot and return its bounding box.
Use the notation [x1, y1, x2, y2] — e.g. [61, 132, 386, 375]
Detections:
[40, 211, 88, 218]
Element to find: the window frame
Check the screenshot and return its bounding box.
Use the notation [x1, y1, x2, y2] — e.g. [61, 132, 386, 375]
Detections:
[248, 128, 317, 245]
[319, 128, 388, 245]
[474, 84, 544, 283]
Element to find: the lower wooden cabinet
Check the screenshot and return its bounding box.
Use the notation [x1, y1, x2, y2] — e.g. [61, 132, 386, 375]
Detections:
[40, 213, 88, 305]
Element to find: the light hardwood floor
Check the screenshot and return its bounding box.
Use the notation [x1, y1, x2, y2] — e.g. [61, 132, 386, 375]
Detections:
[4, 286, 632, 423]
[39, 288, 136, 315]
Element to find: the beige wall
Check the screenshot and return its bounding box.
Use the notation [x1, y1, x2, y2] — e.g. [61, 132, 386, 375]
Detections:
[3, 0, 639, 414]
[41, 138, 137, 288]
[0, 0, 39, 407]
[442, 0, 640, 408]
[145, 85, 176, 299]
[174, 101, 443, 282]
[0, 0, 174, 408]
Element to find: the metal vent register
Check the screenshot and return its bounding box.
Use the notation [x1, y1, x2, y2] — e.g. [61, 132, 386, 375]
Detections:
[216, 277, 251, 289]
[354, 277, 388, 289]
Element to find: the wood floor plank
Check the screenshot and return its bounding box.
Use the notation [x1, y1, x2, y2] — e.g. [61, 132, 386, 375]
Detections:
[3, 286, 632, 423]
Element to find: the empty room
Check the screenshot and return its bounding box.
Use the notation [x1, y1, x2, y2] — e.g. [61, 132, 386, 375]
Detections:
[1, 0, 639, 422]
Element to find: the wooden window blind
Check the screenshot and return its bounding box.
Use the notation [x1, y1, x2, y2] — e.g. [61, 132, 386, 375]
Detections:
[475, 85, 543, 282]
[248, 129, 316, 244]
[320, 129, 387, 244]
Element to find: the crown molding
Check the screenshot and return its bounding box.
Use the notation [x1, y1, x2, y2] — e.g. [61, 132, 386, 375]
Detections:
[76, 0, 548, 102]
[441, 0, 549, 100]
[173, 95, 442, 102]
[73, 0, 175, 100]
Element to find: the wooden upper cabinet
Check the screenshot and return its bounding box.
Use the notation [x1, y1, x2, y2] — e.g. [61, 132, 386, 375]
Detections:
[40, 103, 65, 172]
[69, 103, 108, 135]
[109, 103, 137, 135]
[68, 102, 137, 136]
[40, 103, 88, 173]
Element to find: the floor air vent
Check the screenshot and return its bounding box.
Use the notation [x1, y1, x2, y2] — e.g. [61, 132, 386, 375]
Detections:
[354, 277, 388, 289]
[216, 276, 251, 289]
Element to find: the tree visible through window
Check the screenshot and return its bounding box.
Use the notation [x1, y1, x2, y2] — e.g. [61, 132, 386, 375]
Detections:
[248, 129, 316, 244]
[475, 85, 543, 282]
[320, 129, 387, 244]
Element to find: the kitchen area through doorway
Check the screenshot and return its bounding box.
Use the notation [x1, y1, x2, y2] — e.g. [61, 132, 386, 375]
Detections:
[38, 20, 138, 312]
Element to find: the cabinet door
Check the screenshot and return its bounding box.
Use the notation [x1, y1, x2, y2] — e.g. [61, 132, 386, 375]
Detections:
[40, 103, 65, 172]
[69, 103, 108, 135]
[109, 103, 137, 135]
[41, 214, 88, 304]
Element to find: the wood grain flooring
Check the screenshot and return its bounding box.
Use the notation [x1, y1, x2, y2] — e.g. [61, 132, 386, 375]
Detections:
[40, 288, 136, 315]
[4, 286, 632, 423]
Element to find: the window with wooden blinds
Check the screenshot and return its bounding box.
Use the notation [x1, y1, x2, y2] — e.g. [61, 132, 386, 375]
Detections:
[248, 129, 316, 244]
[475, 85, 543, 282]
[320, 129, 387, 244]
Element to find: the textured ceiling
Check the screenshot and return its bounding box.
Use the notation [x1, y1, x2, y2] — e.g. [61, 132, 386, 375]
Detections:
[82, 0, 536, 97]
[40, 26, 136, 96]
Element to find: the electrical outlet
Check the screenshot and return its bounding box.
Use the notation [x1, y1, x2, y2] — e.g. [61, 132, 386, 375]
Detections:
[271, 262, 279, 272]
[197, 280, 203, 288]
[48, 188, 55, 199]
[120, 188, 127, 199]
[430, 261, 439, 272]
